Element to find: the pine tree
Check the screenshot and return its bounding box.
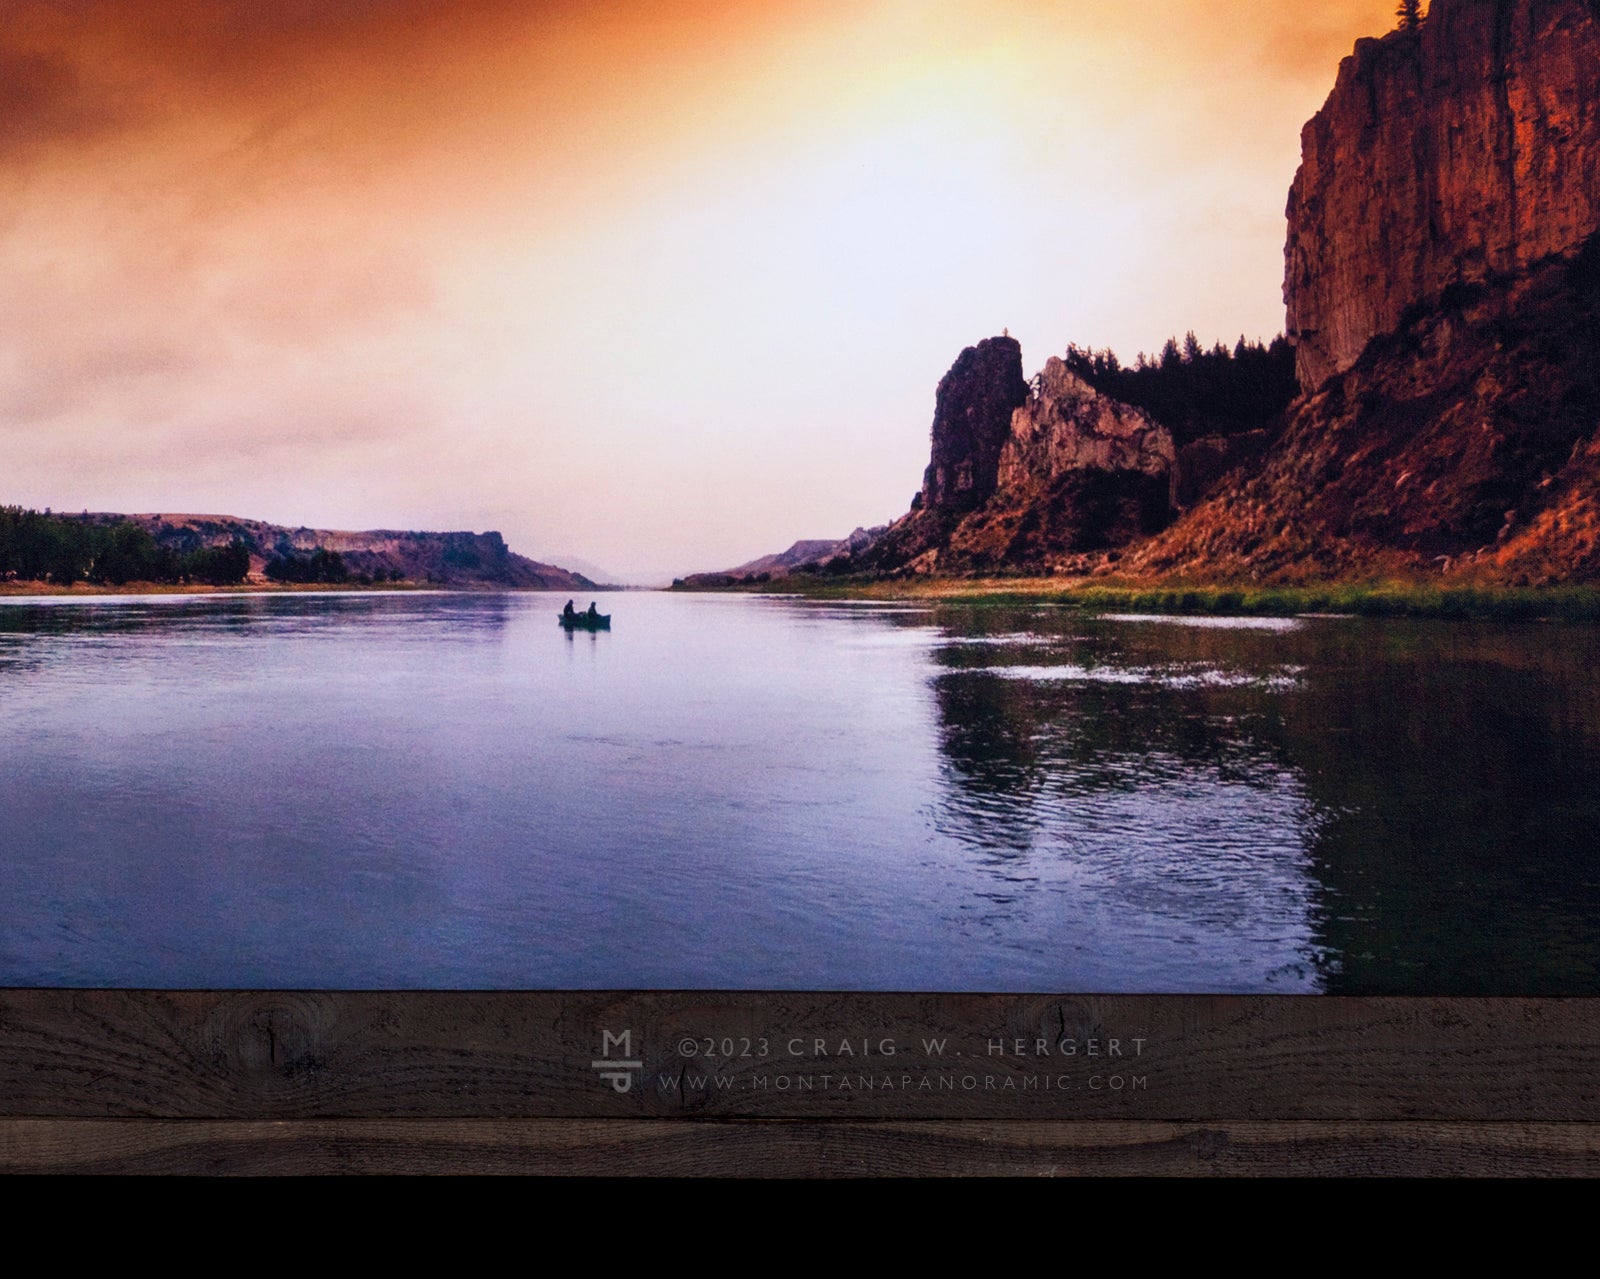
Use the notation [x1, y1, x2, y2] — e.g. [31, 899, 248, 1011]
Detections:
[1396, 0, 1424, 34]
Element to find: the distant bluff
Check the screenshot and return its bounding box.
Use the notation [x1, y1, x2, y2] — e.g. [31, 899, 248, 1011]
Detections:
[71, 513, 596, 590]
[1286, 0, 1600, 389]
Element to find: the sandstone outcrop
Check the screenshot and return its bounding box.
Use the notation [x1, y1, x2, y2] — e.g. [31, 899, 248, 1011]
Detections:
[845, 343, 1177, 576]
[725, 1, 1600, 588]
[918, 336, 1032, 513]
[1285, 0, 1600, 389]
[1120, 0, 1600, 584]
[1000, 358, 1173, 491]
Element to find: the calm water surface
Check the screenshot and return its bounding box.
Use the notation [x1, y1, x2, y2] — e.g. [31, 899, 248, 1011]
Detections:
[1, 590, 1596, 992]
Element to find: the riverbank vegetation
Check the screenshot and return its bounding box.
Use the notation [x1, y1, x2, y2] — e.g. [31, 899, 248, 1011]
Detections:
[0, 507, 249, 586]
[735, 573, 1600, 621]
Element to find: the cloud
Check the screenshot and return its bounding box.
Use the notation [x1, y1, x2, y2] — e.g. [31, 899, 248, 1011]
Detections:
[0, 1, 462, 442]
[0, 1, 536, 167]
[0, 47, 128, 158]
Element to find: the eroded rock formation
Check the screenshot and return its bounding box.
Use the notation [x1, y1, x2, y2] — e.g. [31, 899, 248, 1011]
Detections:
[1000, 358, 1173, 492]
[1117, 0, 1600, 585]
[767, 0, 1600, 587]
[918, 336, 1032, 513]
[846, 344, 1176, 575]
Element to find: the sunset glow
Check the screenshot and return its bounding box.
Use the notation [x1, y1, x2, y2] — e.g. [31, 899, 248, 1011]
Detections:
[3, 0, 1402, 581]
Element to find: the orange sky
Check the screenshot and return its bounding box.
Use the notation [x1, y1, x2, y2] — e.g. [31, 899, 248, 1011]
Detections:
[1, 0, 1403, 581]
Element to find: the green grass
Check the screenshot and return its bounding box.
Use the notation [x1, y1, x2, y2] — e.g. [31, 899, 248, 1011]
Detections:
[1064, 583, 1600, 621]
[728, 574, 1600, 621]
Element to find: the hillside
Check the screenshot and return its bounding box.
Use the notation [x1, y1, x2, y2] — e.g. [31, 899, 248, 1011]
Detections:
[67, 512, 595, 590]
[678, 528, 887, 587]
[1129, 237, 1600, 583]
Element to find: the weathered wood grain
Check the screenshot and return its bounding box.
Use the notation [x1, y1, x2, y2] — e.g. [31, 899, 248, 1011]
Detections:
[2, 1119, 1596, 1176]
[1, 992, 1595, 1122]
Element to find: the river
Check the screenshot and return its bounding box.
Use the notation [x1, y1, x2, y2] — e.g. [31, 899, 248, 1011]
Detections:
[1, 590, 1595, 992]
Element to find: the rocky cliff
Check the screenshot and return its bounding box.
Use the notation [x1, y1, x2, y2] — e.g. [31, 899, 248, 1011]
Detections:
[1121, 0, 1600, 585]
[1130, 238, 1600, 584]
[743, 0, 1600, 589]
[1286, 0, 1600, 389]
[915, 336, 1033, 513]
[843, 342, 1177, 576]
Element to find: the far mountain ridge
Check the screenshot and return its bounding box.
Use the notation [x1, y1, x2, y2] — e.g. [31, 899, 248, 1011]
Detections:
[678, 528, 887, 587]
[65, 511, 597, 590]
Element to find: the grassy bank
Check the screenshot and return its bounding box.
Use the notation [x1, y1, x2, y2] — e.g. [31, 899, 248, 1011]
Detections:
[1064, 582, 1600, 621]
[742, 575, 1600, 621]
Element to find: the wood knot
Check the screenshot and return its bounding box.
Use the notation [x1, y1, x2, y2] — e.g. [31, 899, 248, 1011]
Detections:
[1188, 1128, 1229, 1162]
[204, 994, 333, 1084]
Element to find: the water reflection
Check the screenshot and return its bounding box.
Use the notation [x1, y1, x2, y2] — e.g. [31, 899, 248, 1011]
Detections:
[925, 611, 1328, 991]
[1, 591, 1598, 992]
[1278, 622, 1600, 994]
[921, 606, 1600, 994]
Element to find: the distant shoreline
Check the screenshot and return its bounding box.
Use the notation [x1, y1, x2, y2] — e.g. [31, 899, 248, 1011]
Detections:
[0, 581, 432, 597]
[0, 581, 634, 597]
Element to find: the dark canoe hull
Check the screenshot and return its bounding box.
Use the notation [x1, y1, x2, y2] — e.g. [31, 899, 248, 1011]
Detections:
[558, 613, 611, 630]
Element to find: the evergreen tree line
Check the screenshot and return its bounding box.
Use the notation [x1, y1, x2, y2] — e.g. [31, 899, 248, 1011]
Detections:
[262, 549, 403, 585]
[1060, 332, 1299, 446]
[264, 549, 351, 584]
[0, 507, 250, 586]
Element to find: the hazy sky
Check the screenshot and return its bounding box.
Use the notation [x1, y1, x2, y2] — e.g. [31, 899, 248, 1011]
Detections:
[2, 0, 1401, 582]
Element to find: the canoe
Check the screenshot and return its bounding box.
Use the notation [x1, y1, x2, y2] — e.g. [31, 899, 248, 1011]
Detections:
[559, 612, 611, 630]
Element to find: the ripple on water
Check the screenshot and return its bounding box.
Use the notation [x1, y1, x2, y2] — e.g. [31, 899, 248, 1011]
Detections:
[1100, 613, 1305, 632]
[974, 663, 1303, 691]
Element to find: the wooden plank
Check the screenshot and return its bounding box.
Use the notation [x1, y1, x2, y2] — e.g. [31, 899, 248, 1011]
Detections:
[2, 1119, 1596, 1177]
[1, 991, 1596, 1121]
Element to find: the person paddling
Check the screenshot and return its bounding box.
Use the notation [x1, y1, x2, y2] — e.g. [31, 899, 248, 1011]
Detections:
[563, 600, 576, 620]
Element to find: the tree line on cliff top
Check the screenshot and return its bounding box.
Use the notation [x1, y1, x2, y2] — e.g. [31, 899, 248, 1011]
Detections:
[0, 507, 250, 586]
[1061, 332, 1298, 445]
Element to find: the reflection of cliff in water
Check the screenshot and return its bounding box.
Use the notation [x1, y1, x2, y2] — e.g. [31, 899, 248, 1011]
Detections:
[924, 607, 1600, 995]
[924, 608, 1330, 991]
[1279, 622, 1600, 995]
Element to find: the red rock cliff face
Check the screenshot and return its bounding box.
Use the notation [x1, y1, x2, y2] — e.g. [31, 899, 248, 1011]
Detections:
[843, 343, 1177, 576]
[998, 358, 1174, 493]
[1285, 0, 1600, 390]
[919, 336, 1031, 513]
